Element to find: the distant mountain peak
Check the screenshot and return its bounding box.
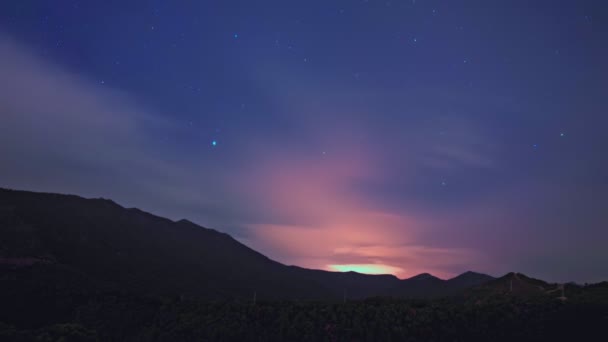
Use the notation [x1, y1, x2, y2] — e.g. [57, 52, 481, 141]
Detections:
[480, 272, 551, 295]
[447, 271, 495, 288]
[452, 271, 493, 279]
[408, 273, 440, 281]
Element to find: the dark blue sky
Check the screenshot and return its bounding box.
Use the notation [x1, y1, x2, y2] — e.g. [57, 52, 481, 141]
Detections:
[1, 1, 607, 281]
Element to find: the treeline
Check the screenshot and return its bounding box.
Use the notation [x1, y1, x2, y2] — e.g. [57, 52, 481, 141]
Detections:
[1, 288, 607, 341]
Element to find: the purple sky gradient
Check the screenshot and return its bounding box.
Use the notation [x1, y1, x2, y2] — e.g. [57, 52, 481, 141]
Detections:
[1, 1, 607, 282]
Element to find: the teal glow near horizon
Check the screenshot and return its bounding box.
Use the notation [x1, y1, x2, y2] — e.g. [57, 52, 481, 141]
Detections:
[328, 264, 403, 275]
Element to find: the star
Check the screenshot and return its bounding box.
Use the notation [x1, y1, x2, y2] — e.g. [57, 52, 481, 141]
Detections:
[211, 140, 218, 147]
[560, 132, 565, 137]
[233, 33, 238, 39]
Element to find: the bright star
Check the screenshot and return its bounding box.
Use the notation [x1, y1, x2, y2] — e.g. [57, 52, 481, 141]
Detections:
[211, 140, 217, 147]
[233, 33, 238, 39]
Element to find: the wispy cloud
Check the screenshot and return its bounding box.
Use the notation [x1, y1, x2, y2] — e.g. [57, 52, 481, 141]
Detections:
[0, 33, 492, 279]
[0, 34, 222, 223]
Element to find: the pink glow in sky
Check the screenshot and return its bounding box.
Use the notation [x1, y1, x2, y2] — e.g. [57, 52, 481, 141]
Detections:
[237, 140, 482, 279]
[3, 31, 607, 283]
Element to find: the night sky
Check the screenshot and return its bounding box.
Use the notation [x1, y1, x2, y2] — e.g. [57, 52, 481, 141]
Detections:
[1, 1, 607, 282]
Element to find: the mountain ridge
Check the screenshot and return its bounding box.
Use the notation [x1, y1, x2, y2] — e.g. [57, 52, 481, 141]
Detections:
[1, 187, 500, 299]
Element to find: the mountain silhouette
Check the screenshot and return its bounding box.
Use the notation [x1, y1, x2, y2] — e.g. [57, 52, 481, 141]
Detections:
[447, 271, 496, 288]
[478, 272, 557, 296]
[0, 188, 496, 300]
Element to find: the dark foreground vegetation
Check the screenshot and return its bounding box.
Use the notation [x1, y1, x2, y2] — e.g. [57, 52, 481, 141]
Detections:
[1, 189, 607, 341]
[1, 280, 607, 341]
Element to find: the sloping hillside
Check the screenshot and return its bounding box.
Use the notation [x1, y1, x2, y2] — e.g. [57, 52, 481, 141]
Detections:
[0, 188, 494, 300]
